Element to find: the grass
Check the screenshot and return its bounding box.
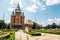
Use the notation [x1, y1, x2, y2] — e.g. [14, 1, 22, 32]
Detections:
[7, 29, 18, 40]
[7, 31, 15, 40]
[24, 29, 60, 35]
[31, 29, 60, 35]
[0, 29, 18, 40]
[0, 32, 7, 36]
[23, 30, 41, 36]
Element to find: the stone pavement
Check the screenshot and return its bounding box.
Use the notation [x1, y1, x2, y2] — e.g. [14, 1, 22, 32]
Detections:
[15, 30, 28, 40]
[15, 30, 60, 40]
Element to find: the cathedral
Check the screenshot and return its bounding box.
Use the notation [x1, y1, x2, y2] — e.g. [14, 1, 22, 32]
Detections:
[10, 3, 25, 29]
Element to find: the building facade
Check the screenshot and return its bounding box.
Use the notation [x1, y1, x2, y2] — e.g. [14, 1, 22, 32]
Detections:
[10, 3, 25, 29]
[25, 20, 32, 32]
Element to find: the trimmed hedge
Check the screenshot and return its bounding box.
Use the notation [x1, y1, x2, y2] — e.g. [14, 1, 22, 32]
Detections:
[32, 29, 60, 35]
[0, 29, 17, 40]
[7, 32, 15, 40]
[23, 30, 41, 36]
[0, 33, 10, 40]
[24, 29, 60, 35]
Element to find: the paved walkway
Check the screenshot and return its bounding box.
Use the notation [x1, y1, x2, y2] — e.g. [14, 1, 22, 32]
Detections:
[15, 30, 28, 40]
[15, 30, 60, 40]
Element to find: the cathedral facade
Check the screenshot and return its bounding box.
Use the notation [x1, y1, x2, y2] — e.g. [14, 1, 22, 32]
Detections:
[10, 3, 25, 29]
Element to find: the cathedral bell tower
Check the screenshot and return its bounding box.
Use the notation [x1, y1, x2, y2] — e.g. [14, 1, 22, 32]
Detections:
[10, 3, 25, 29]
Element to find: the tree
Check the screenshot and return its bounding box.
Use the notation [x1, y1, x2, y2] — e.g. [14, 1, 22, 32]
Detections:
[52, 23, 57, 28]
[0, 20, 6, 29]
[32, 22, 41, 29]
[0, 21, 2, 28]
[0, 20, 10, 29]
[32, 22, 36, 29]
[5, 23, 10, 29]
[46, 24, 52, 29]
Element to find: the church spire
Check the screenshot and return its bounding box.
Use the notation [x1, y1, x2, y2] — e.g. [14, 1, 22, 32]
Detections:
[17, 3, 21, 11]
[15, 1, 21, 12]
[12, 11, 14, 15]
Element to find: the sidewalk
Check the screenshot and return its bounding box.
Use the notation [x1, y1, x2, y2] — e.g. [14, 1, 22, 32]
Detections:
[15, 30, 60, 40]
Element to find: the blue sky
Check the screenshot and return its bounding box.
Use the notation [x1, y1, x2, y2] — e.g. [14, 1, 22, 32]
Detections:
[0, 0, 60, 26]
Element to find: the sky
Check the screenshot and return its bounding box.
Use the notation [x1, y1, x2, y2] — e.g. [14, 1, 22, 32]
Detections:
[0, 0, 60, 26]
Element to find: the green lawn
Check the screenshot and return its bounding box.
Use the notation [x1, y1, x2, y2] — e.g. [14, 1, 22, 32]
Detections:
[31, 29, 60, 35]
[24, 29, 60, 35]
[23, 30, 41, 36]
[7, 31, 15, 40]
[0, 29, 18, 40]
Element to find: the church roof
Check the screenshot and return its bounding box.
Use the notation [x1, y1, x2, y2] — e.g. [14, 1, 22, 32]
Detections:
[12, 2, 25, 16]
[15, 3, 21, 12]
[17, 3, 21, 11]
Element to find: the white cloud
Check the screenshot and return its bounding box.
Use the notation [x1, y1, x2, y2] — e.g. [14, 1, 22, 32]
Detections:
[46, 0, 60, 6]
[55, 18, 60, 25]
[8, 8, 14, 12]
[41, 5, 46, 10]
[10, 0, 22, 7]
[26, 4, 38, 12]
[5, 19, 10, 23]
[47, 19, 54, 25]
[47, 18, 60, 25]
[26, 0, 46, 12]
[10, 0, 17, 4]
[37, 1, 42, 6]
[36, 1, 46, 10]
[41, 7, 46, 10]
[30, 0, 37, 3]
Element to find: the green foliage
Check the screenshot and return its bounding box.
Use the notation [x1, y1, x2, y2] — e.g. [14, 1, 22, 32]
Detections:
[37, 29, 60, 35]
[0, 31, 10, 40]
[24, 29, 60, 35]
[46, 25, 52, 28]
[46, 23, 58, 29]
[0, 20, 10, 29]
[7, 32, 15, 40]
[0, 29, 17, 40]
[0, 20, 6, 29]
[52, 23, 57, 28]
[7, 30, 17, 40]
[32, 22, 36, 29]
[6, 24, 10, 29]
[23, 30, 41, 35]
[45, 23, 60, 29]
[32, 22, 41, 29]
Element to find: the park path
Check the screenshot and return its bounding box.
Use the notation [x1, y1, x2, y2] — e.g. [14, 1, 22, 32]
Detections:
[15, 30, 28, 40]
[15, 30, 60, 40]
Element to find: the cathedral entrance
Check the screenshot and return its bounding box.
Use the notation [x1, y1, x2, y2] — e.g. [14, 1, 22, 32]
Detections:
[14, 25, 23, 29]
